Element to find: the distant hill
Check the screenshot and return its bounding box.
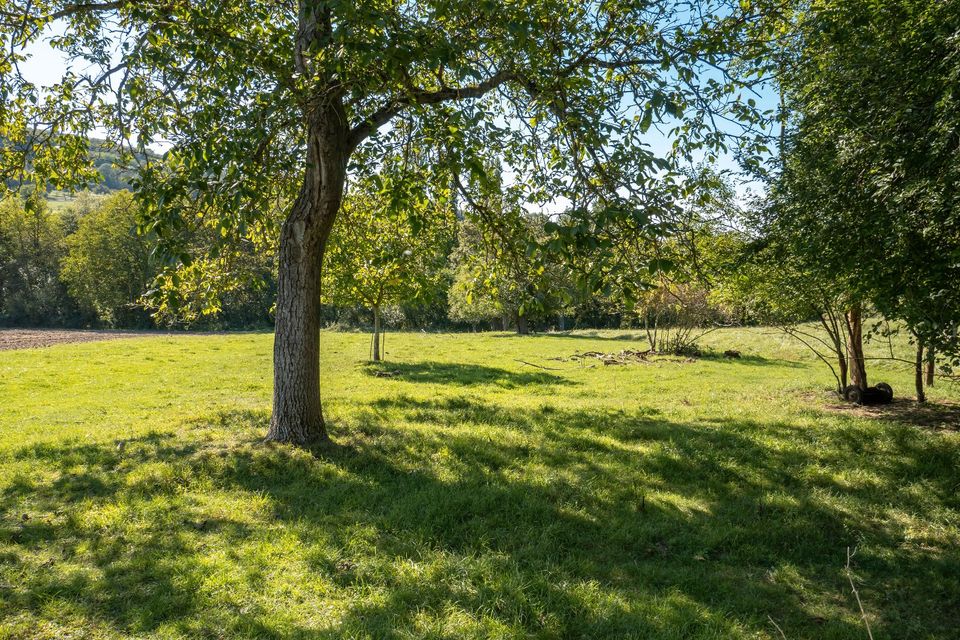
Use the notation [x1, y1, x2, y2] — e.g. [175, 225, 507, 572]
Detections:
[3, 137, 158, 199]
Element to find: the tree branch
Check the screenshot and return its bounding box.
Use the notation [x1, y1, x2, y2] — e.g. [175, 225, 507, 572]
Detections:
[50, 1, 123, 21]
[348, 70, 515, 149]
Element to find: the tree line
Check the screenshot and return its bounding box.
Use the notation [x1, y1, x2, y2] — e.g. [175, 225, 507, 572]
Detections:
[0, 168, 745, 341]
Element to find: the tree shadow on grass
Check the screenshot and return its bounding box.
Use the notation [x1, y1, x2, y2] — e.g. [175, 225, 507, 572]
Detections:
[696, 351, 804, 368]
[362, 360, 575, 388]
[1, 402, 958, 639]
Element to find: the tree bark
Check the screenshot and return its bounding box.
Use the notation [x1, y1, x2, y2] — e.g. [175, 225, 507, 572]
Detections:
[372, 305, 381, 362]
[516, 313, 529, 335]
[915, 339, 926, 403]
[267, 104, 349, 446]
[926, 347, 935, 387]
[846, 305, 867, 390]
[838, 352, 848, 391]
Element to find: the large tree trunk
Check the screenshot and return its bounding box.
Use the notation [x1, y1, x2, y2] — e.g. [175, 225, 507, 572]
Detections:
[267, 105, 349, 446]
[516, 313, 530, 335]
[372, 305, 381, 362]
[846, 305, 867, 390]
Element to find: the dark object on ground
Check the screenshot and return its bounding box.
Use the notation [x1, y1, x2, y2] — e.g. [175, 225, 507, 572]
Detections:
[844, 383, 893, 405]
[724, 350, 741, 359]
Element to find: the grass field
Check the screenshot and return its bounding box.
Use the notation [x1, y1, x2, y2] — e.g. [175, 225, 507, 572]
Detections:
[1, 329, 958, 639]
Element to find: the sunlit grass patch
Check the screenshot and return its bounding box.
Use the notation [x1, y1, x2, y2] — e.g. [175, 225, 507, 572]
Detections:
[1, 329, 958, 638]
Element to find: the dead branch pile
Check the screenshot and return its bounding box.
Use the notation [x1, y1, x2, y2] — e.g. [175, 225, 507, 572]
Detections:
[569, 349, 654, 365]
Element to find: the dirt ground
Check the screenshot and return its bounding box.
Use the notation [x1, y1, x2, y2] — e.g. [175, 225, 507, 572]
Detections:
[0, 329, 145, 351]
[822, 393, 960, 431]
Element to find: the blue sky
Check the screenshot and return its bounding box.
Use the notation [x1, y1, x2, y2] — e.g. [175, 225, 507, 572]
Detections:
[21, 34, 70, 87]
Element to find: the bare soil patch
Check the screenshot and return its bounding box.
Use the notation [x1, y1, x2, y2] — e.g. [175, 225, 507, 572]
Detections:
[822, 393, 960, 431]
[0, 329, 147, 351]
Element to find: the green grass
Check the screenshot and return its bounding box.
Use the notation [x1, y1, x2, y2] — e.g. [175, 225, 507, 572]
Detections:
[1, 329, 958, 639]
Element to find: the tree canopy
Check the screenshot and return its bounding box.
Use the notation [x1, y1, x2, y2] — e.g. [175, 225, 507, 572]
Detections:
[757, 0, 960, 391]
[3, 0, 775, 236]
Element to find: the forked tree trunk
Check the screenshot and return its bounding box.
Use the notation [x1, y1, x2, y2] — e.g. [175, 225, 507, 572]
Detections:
[267, 105, 349, 446]
[644, 315, 658, 353]
[846, 305, 867, 390]
[372, 305, 382, 362]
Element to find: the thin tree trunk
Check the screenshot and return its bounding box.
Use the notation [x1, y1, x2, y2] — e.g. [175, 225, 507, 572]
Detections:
[915, 339, 926, 403]
[846, 305, 867, 390]
[926, 347, 935, 387]
[838, 353, 848, 391]
[501, 314, 510, 331]
[820, 311, 848, 390]
[267, 104, 349, 446]
[372, 305, 381, 362]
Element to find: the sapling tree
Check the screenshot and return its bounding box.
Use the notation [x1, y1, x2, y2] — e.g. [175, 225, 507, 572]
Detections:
[721, 231, 860, 395]
[323, 175, 454, 361]
[448, 159, 571, 335]
[2, 0, 776, 444]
